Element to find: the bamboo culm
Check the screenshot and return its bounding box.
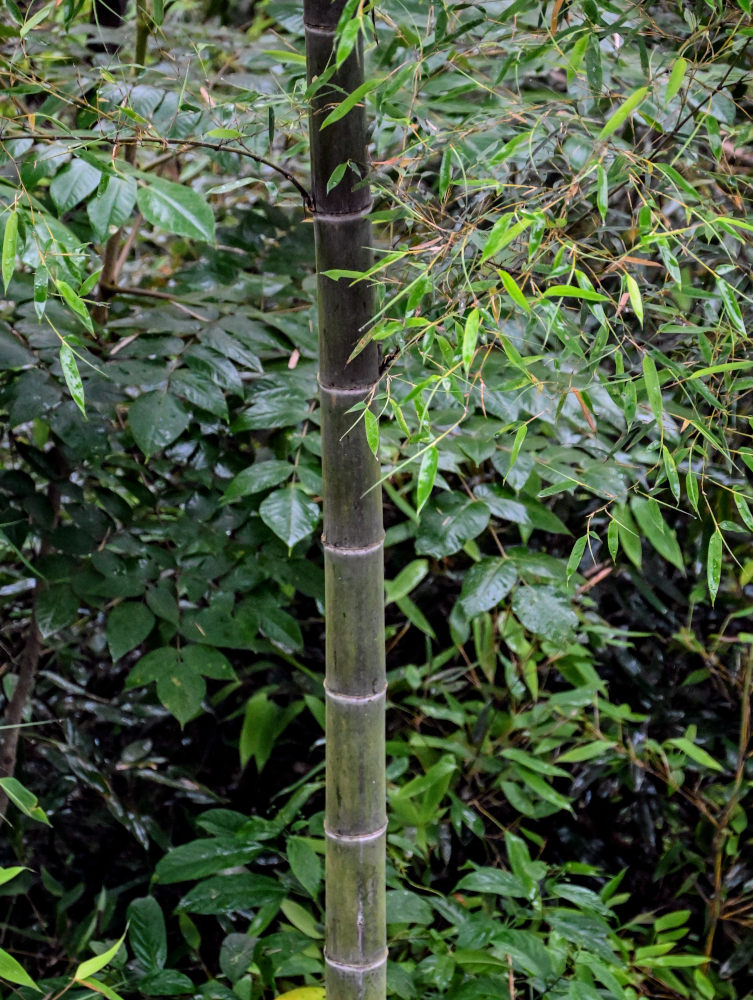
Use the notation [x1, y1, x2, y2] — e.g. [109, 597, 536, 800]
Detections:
[303, 4, 386, 1000]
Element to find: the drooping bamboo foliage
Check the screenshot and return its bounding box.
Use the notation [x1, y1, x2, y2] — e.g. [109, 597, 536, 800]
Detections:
[303, 4, 386, 1000]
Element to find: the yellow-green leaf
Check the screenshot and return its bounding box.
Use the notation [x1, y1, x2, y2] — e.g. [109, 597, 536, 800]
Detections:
[598, 86, 650, 140]
[707, 530, 722, 605]
[0, 947, 40, 990]
[665, 57, 687, 103]
[274, 990, 325, 1000]
[462, 307, 480, 373]
[2, 208, 18, 293]
[642, 353, 662, 423]
[498, 269, 530, 312]
[74, 931, 127, 982]
[625, 273, 643, 326]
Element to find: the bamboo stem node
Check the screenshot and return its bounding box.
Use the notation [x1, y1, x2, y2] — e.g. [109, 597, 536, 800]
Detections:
[324, 949, 389, 973]
[324, 821, 388, 842]
[324, 683, 386, 704]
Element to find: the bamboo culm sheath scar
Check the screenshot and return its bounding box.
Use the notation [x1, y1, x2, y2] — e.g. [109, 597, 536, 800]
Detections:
[303, 4, 387, 1000]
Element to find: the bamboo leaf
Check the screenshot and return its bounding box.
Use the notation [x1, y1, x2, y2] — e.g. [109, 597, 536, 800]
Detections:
[642, 353, 663, 423]
[596, 164, 608, 220]
[56, 280, 94, 334]
[74, 931, 127, 981]
[666, 737, 722, 771]
[480, 215, 532, 262]
[363, 408, 379, 457]
[506, 424, 527, 480]
[0, 947, 40, 990]
[734, 493, 753, 532]
[542, 284, 607, 301]
[320, 77, 382, 129]
[0, 778, 50, 825]
[707, 529, 722, 604]
[662, 446, 680, 502]
[439, 148, 452, 200]
[498, 268, 530, 312]
[598, 86, 650, 140]
[607, 518, 619, 562]
[686, 469, 699, 512]
[59, 342, 86, 417]
[2, 208, 18, 292]
[416, 445, 438, 514]
[34, 265, 48, 319]
[625, 273, 643, 326]
[717, 279, 746, 335]
[462, 307, 480, 373]
[665, 57, 687, 103]
[566, 533, 588, 581]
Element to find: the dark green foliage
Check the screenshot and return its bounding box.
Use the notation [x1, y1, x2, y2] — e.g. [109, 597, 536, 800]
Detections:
[0, 0, 752, 998]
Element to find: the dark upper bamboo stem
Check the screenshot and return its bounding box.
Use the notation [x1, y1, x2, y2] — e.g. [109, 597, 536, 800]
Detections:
[304, 3, 386, 1000]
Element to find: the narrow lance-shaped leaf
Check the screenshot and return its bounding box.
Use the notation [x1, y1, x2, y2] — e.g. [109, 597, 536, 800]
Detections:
[642, 352, 663, 424]
[416, 445, 438, 514]
[598, 86, 650, 140]
[2, 208, 18, 292]
[74, 931, 127, 981]
[707, 529, 722, 605]
[462, 307, 480, 374]
[60, 342, 86, 417]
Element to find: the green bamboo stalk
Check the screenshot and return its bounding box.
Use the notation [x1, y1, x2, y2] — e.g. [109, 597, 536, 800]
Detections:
[303, 4, 386, 1000]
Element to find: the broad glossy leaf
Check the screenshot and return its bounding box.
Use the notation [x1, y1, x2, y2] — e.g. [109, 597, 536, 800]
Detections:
[455, 868, 529, 898]
[129, 391, 190, 457]
[126, 647, 179, 688]
[35, 581, 78, 638]
[87, 175, 137, 241]
[176, 873, 285, 915]
[156, 838, 263, 884]
[512, 586, 578, 642]
[107, 602, 155, 662]
[156, 668, 205, 727]
[259, 486, 319, 548]
[415, 493, 489, 558]
[222, 459, 295, 503]
[386, 889, 433, 925]
[0, 325, 35, 368]
[138, 969, 194, 994]
[136, 177, 215, 242]
[459, 558, 516, 617]
[128, 896, 167, 972]
[287, 837, 322, 897]
[182, 645, 236, 680]
[240, 692, 303, 771]
[171, 370, 228, 420]
[0, 778, 49, 825]
[49, 158, 101, 213]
